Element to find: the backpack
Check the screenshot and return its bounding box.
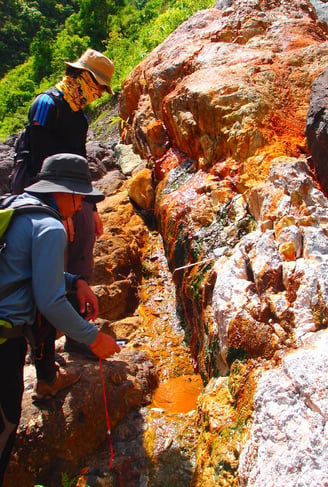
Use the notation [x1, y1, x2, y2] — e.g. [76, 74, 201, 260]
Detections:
[9, 89, 61, 195]
[0, 194, 61, 300]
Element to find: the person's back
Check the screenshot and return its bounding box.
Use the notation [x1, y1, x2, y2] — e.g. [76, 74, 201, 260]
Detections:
[0, 193, 64, 327]
[28, 88, 88, 176]
[26, 49, 114, 278]
[0, 193, 94, 339]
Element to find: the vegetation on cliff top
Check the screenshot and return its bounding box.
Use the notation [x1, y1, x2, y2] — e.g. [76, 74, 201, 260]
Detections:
[0, 0, 214, 142]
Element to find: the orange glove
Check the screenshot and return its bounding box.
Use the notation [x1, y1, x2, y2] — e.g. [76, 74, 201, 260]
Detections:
[89, 332, 121, 359]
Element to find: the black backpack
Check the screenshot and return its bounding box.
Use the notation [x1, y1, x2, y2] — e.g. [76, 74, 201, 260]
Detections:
[9, 89, 60, 195]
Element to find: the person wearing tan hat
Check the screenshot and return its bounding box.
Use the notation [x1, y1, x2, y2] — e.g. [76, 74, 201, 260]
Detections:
[11, 49, 115, 396]
[64, 48, 114, 95]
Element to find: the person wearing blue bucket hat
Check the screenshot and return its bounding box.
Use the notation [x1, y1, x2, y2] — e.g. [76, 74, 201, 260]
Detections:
[0, 153, 120, 485]
[25, 152, 105, 200]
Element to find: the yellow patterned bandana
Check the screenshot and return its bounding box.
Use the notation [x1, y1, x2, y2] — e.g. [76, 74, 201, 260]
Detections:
[55, 71, 103, 111]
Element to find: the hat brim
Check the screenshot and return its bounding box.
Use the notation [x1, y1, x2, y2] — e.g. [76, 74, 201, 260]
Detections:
[64, 61, 114, 95]
[25, 179, 105, 203]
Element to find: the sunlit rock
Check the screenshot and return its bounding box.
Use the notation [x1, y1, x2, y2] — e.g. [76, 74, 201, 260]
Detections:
[238, 329, 328, 487]
[4, 0, 328, 484]
[114, 143, 145, 175]
[5, 351, 158, 486]
[128, 167, 155, 210]
[119, 0, 328, 482]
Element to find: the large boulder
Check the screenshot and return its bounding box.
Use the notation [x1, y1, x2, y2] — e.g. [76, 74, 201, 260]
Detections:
[118, 0, 328, 484]
[4, 350, 158, 487]
[306, 64, 328, 195]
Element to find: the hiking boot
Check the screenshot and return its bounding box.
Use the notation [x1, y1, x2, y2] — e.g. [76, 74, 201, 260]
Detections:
[32, 366, 81, 403]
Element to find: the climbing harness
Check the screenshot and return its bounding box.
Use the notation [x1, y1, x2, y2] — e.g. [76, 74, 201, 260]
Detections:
[99, 359, 114, 469]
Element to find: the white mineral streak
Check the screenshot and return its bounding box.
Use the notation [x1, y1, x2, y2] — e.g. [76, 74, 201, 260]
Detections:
[212, 157, 328, 483]
[212, 157, 328, 366]
[238, 329, 328, 486]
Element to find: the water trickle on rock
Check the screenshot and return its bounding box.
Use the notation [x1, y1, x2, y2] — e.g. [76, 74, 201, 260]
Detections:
[135, 229, 202, 396]
[97, 229, 204, 487]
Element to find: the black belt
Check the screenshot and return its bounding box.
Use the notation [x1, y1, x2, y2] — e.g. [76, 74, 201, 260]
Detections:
[0, 324, 25, 339]
[0, 322, 35, 349]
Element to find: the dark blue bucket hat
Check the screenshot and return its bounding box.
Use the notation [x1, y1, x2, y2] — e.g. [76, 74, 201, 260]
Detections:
[25, 153, 105, 203]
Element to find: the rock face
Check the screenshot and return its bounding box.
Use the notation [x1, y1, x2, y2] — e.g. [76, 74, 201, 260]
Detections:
[4, 0, 328, 484]
[5, 350, 158, 487]
[119, 0, 328, 484]
[306, 63, 328, 195]
[0, 142, 14, 194]
[120, 0, 328, 174]
[238, 329, 328, 486]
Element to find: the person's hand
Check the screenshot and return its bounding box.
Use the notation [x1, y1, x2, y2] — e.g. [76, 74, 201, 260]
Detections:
[93, 211, 103, 238]
[89, 332, 121, 359]
[76, 279, 99, 321]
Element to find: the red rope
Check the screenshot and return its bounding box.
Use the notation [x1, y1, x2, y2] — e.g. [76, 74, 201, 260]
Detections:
[99, 359, 114, 469]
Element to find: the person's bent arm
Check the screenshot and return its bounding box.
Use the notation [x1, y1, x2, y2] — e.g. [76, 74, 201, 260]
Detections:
[31, 216, 120, 357]
[76, 278, 99, 321]
[93, 210, 103, 238]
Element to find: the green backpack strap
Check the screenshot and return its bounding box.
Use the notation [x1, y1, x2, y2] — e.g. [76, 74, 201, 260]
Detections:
[0, 208, 14, 253]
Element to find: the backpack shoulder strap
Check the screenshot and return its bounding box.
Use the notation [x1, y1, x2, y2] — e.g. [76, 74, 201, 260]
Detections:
[0, 279, 30, 302]
[12, 204, 61, 221]
[43, 88, 63, 121]
[2, 194, 61, 221]
[0, 197, 62, 300]
[0, 195, 61, 249]
[0, 195, 17, 251]
[0, 194, 17, 209]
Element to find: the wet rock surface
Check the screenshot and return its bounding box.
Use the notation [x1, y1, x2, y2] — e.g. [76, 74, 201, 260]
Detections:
[119, 0, 328, 485]
[3, 0, 328, 485]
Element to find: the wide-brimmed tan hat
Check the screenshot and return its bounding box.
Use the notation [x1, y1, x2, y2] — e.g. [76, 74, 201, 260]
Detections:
[25, 153, 105, 203]
[64, 49, 114, 94]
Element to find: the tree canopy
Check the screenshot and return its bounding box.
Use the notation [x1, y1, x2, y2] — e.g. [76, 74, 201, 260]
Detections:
[0, 0, 214, 141]
[0, 0, 77, 78]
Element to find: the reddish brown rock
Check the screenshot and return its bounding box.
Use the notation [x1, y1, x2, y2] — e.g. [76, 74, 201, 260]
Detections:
[91, 190, 148, 319]
[4, 351, 158, 487]
[120, 1, 328, 178]
[119, 0, 328, 380]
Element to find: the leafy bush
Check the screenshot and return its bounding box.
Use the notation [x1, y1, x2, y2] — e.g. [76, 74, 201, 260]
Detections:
[0, 0, 77, 78]
[50, 31, 91, 79]
[0, 60, 37, 140]
[0, 0, 215, 141]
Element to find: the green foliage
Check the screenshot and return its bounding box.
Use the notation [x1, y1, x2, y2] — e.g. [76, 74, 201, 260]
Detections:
[105, 0, 214, 88]
[0, 0, 215, 141]
[0, 60, 38, 140]
[50, 31, 90, 78]
[75, 0, 109, 50]
[30, 27, 53, 81]
[61, 471, 90, 487]
[0, 0, 77, 78]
